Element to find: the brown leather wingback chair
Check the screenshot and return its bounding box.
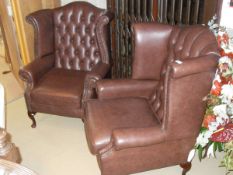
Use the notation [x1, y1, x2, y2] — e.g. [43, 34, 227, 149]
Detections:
[19, 2, 113, 128]
[84, 23, 220, 175]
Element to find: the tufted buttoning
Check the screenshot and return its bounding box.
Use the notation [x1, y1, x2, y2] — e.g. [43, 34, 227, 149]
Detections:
[76, 26, 80, 32]
[85, 27, 90, 33]
[80, 60, 84, 64]
[90, 39, 95, 44]
[81, 16, 85, 22]
[90, 15, 95, 22]
[65, 49, 69, 54]
[75, 49, 79, 55]
[70, 37, 74, 43]
[90, 62, 94, 67]
[69, 59, 74, 65]
[66, 26, 69, 32]
[61, 37, 65, 42]
[86, 50, 90, 56]
[95, 51, 99, 56]
[81, 39, 85, 44]
[60, 59, 64, 65]
[70, 14, 75, 21]
[60, 15, 65, 21]
[56, 26, 60, 31]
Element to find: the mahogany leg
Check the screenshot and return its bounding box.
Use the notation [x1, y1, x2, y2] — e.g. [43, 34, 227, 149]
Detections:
[180, 162, 192, 175]
[27, 112, 37, 128]
[81, 119, 84, 123]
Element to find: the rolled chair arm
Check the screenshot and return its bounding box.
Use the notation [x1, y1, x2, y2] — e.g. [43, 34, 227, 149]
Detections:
[101, 10, 114, 21]
[96, 79, 158, 100]
[19, 54, 55, 89]
[112, 126, 165, 151]
[89, 62, 110, 79]
[171, 54, 219, 79]
[82, 62, 110, 104]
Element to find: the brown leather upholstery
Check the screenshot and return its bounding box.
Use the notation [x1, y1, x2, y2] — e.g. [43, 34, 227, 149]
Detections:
[84, 23, 220, 175]
[19, 2, 113, 127]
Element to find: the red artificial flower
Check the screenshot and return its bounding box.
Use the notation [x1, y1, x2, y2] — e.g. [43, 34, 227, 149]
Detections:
[219, 47, 233, 59]
[210, 123, 233, 143]
[219, 48, 225, 57]
[220, 76, 231, 85]
[202, 115, 216, 129]
[226, 52, 233, 59]
[217, 34, 229, 47]
[210, 81, 222, 96]
[219, 63, 229, 72]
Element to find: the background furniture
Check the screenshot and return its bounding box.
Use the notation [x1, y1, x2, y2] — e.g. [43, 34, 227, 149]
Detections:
[19, 2, 113, 128]
[0, 159, 37, 175]
[0, 84, 20, 163]
[84, 23, 220, 175]
[0, 129, 20, 163]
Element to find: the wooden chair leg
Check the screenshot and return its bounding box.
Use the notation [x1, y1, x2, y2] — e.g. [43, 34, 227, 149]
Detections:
[180, 162, 192, 175]
[27, 112, 37, 128]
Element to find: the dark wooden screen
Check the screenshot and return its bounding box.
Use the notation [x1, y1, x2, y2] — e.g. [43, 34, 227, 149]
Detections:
[107, 0, 158, 78]
[159, 0, 203, 24]
[108, 0, 218, 78]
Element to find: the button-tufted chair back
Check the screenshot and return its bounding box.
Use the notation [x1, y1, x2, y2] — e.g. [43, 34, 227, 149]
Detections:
[19, 2, 113, 128]
[151, 25, 219, 122]
[54, 2, 106, 71]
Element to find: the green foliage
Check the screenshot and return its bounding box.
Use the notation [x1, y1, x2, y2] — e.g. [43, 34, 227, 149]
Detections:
[221, 141, 233, 171]
[197, 145, 204, 161]
[205, 106, 215, 115]
[200, 127, 208, 133]
[207, 94, 222, 107]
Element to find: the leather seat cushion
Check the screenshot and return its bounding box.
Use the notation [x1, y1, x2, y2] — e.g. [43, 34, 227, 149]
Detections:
[85, 97, 160, 154]
[31, 68, 87, 108]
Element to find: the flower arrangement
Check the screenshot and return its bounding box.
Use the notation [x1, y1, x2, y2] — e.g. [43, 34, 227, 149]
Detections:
[188, 16, 233, 172]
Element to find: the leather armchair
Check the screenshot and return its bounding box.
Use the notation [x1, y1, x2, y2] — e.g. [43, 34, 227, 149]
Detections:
[19, 2, 113, 128]
[84, 23, 220, 175]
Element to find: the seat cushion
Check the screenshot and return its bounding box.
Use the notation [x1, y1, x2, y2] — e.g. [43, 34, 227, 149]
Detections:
[31, 68, 87, 108]
[85, 97, 159, 154]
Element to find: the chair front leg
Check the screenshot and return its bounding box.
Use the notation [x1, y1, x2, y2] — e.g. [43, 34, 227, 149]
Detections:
[27, 111, 37, 128]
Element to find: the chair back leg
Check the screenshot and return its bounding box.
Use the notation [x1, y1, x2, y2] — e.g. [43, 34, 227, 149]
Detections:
[180, 162, 192, 175]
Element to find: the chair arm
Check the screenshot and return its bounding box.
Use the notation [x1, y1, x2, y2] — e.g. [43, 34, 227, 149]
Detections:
[101, 10, 114, 21]
[89, 62, 110, 79]
[19, 54, 55, 89]
[96, 79, 158, 100]
[112, 127, 165, 151]
[82, 62, 110, 104]
[171, 54, 219, 79]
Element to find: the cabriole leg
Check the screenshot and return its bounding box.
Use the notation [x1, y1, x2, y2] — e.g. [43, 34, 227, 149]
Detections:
[27, 112, 37, 128]
[180, 162, 192, 175]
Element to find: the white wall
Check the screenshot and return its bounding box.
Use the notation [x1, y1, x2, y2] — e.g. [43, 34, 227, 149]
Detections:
[220, 0, 233, 28]
[220, 0, 233, 38]
[61, 0, 106, 9]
